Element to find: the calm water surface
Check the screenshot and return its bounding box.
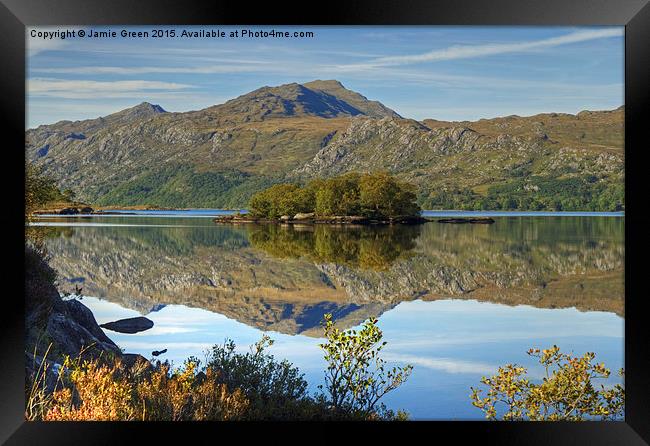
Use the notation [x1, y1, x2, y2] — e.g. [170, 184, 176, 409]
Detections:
[33, 212, 624, 420]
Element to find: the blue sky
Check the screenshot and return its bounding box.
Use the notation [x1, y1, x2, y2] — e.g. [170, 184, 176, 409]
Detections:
[27, 26, 624, 128]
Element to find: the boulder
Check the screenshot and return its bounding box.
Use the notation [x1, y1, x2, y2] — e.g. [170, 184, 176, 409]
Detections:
[100, 316, 154, 334]
[59, 207, 79, 215]
[46, 310, 122, 359]
[279, 215, 291, 222]
[66, 300, 117, 346]
[26, 245, 123, 368]
[293, 212, 315, 220]
[79, 207, 94, 214]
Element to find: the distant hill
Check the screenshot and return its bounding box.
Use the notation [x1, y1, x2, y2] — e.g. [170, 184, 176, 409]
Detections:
[25, 80, 624, 211]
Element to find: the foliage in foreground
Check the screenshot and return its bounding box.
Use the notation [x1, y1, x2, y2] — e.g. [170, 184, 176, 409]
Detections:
[470, 345, 625, 421]
[249, 171, 420, 219]
[204, 335, 316, 419]
[32, 355, 248, 421]
[26, 313, 413, 421]
[319, 314, 412, 420]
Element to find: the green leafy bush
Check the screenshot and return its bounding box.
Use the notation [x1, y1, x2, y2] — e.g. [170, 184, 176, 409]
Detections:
[470, 345, 624, 421]
[317, 314, 413, 420]
[25, 163, 68, 216]
[248, 183, 312, 218]
[205, 335, 312, 419]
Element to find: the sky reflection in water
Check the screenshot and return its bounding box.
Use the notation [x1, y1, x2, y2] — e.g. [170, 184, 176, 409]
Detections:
[82, 296, 623, 420]
[39, 213, 624, 420]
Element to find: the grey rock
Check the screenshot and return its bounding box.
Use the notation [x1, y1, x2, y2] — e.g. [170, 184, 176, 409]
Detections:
[101, 316, 154, 334]
[293, 212, 315, 220]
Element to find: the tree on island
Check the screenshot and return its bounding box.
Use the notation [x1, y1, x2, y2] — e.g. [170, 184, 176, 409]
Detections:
[248, 172, 421, 220]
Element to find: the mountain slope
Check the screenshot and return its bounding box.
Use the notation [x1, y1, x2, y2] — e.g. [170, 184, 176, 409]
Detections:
[25, 81, 624, 211]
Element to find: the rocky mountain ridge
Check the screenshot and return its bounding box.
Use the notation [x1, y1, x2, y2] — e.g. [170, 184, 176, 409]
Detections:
[26, 80, 624, 210]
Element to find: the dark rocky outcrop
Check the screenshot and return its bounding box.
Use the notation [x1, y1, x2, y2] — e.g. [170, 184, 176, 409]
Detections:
[437, 217, 495, 224]
[25, 246, 121, 365]
[59, 207, 80, 215]
[100, 317, 154, 334]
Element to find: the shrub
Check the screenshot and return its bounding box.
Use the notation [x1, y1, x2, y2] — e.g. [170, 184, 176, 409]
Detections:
[136, 359, 248, 421]
[314, 173, 362, 216]
[205, 335, 312, 419]
[38, 355, 249, 421]
[318, 314, 413, 419]
[470, 345, 625, 421]
[27, 319, 413, 421]
[25, 163, 67, 217]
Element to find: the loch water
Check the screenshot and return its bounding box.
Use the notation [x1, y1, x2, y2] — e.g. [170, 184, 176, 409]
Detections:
[32, 211, 624, 420]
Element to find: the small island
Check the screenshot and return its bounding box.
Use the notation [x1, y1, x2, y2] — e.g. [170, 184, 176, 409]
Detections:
[214, 172, 427, 225]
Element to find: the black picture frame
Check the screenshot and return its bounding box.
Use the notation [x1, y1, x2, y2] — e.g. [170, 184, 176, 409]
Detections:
[2, 0, 648, 443]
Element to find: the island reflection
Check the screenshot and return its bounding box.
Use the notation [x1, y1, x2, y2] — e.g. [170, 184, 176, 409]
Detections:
[40, 216, 624, 336]
[247, 223, 420, 271]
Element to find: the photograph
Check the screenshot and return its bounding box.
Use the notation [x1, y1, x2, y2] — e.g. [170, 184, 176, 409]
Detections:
[21, 23, 630, 423]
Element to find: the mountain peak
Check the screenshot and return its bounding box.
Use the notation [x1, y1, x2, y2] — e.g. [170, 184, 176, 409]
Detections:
[303, 79, 345, 89]
[302, 80, 401, 119]
[211, 80, 399, 122]
[104, 102, 166, 123]
[132, 102, 166, 113]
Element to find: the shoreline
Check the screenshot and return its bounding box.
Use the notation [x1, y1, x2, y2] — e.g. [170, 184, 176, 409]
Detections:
[213, 214, 430, 225]
[32, 203, 625, 218]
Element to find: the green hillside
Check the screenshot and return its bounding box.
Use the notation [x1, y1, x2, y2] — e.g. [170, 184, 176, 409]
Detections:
[25, 80, 624, 211]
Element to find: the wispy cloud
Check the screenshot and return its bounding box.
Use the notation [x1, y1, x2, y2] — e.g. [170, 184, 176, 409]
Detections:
[27, 38, 69, 57]
[32, 62, 272, 75]
[28, 78, 194, 99]
[337, 29, 623, 70]
[383, 353, 497, 375]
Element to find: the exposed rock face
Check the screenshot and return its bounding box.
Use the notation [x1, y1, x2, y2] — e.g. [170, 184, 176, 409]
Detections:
[25, 246, 121, 364]
[46, 300, 122, 357]
[24, 81, 623, 209]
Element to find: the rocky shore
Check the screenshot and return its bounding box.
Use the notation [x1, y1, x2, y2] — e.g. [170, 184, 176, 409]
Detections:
[32, 204, 178, 215]
[25, 245, 153, 391]
[213, 212, 428, 225]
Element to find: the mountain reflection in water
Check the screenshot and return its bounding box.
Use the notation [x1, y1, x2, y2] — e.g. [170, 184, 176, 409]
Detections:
[39, 215, 624, 336]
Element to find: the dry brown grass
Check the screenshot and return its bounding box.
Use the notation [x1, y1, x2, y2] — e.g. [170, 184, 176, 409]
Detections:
[29, 353, 249, 421]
